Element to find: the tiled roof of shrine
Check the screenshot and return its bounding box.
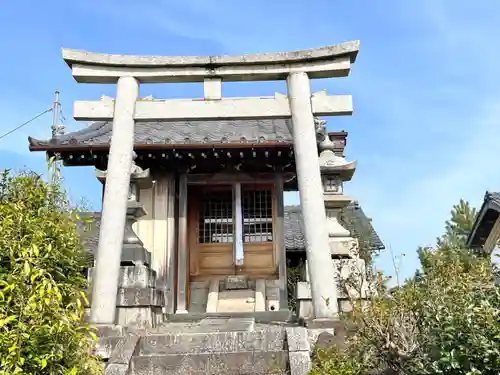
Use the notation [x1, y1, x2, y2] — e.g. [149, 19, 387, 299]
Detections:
[29, 119, 293, 148]
[78, 203, 384, 263]
[28, 119, 348, 156]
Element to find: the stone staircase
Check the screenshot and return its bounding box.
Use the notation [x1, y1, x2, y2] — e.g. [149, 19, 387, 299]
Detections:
[97, 317, 290, 374]
[96, 315, 349, 375]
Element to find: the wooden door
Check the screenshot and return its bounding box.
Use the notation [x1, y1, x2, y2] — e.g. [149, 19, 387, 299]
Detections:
[240, 184, 276, 276]
[189, 186, 235, 277]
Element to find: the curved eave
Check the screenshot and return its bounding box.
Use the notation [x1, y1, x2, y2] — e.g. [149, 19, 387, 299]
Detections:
[320, 160, 357, 181]
[28, 138, 294, 153]
[466, 192, 500, 250]
[62, 41, 359, 69]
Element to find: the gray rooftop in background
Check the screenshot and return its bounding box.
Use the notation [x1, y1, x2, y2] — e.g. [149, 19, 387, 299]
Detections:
[467, 191, 500, 250]
[284, 204, 384, 251]
[29, 119, 294, 148]
[78, 204, 384, 263]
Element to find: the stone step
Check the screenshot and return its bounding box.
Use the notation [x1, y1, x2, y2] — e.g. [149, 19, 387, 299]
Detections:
[130, 350, 288, 375]
[138, 326, 286, 355]
[164, 310, 293, 323]
[217, 289, 256, 313]
[153, 317, 256, 335]
[95, 335, 123, 360]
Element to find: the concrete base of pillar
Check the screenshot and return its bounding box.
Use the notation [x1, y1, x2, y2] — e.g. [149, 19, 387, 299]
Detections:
[295, 278, 368, 321]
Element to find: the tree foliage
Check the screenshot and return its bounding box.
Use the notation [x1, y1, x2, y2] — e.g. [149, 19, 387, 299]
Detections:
[0, 169, 102, 375]
[312, 200, 500, 375]
[436, 199, 477, 251]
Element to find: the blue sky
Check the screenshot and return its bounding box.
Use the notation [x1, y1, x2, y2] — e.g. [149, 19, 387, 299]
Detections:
[1, 0, 500, 280]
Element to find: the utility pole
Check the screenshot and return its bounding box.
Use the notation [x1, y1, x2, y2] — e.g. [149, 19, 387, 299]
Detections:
[51, 90, 60, 138]
[48, 91, 61, 186]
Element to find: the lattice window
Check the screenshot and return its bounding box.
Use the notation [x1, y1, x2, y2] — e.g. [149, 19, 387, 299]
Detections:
[198, 189, 234, 243]
[242, 188, 273, 243]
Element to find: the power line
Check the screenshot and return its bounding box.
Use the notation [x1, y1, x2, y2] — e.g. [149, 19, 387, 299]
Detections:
[0, 108, 53, 141]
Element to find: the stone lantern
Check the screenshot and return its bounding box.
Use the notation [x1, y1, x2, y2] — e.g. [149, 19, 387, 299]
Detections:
[316, 123, 357, 257]
[92, 152, 163, 327]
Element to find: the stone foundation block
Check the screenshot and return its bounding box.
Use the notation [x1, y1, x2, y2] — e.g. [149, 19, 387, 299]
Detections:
[265, 279, 284, 289]
[120, 246, 151, 266]
[224, 275, 248, 290]
[329, 237, 358, 256]
[139, 327, 285, 355]
[190, 280, 211, 289]
[88, 266, 156, 289]
[289, 351, 311, 375]
[285, 326, 310, 352]
[95, 324, 125, 338]
[189, 287, 209, 313]
[115, 306, 163, 328]
[95, 336, 122, 359]
[104, 334, 140, 375]
[217, 290, 255, 313]
[116, 287, 163, 307]
[130, 350, 288, 375]
[266, 286, 281, 311]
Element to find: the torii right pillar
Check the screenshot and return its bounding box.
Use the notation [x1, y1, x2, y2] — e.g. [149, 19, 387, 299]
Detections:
[287, 72, 339, 319]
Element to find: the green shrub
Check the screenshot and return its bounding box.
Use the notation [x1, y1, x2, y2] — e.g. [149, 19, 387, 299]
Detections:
[311, 200, 500, 375]
[309, 345, 374, 375]
[0, 169, 101, 375]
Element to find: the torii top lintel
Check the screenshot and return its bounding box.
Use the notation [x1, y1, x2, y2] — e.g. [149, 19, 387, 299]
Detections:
[62, 40, 360, 84]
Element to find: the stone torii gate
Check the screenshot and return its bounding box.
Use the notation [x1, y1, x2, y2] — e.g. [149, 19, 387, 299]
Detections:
[62, 41, 360, 325]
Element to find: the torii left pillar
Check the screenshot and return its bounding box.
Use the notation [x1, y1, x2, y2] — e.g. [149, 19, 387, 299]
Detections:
[90, 76, 139, 324]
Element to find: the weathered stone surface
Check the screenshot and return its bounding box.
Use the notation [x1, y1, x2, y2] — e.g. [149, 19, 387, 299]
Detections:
[130, 350, 288, 375]
[285, 326, 310, 352]
[95, 336, 122, 359]
[266, 287, 280, 300]
[87, 287, 163, 308]
[95, 324, 124, 338]
[224, 275, 248, 290]
[115, 306, 161, 328]
[104, 363, 129, 375]
[217, 290, 255, 313]
[108, 333, 140, 364]
[163, 310, 293, 324]
[116, 287, 163, 307]
[305, 318, 342, 330]
[191, 280, 211, 289]
[89, 265, 155, 289]
[119, 266, 156, 288]
[121, 246, 151, 266]
[189, 287, 208, 313]
[139, 327, 285, 355]
[103, 334, 140, 374]
[314, 331, 337, 351]
[289, 351, 311, 375]
[308, 328, 335, 349]
[265, 279, 284, 289]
